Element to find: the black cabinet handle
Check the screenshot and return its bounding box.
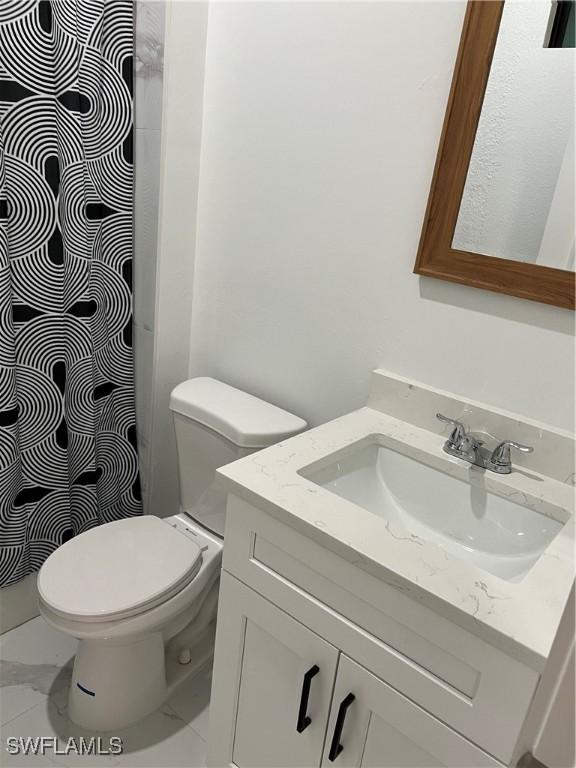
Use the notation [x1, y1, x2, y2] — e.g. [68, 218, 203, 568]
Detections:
[328, 693, 355, 761]
[296, 665, 320, 733]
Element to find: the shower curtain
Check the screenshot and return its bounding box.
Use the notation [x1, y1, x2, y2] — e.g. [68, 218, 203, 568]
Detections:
[0, 0, 141, 587]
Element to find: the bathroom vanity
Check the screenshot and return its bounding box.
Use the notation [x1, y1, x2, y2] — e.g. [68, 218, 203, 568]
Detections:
[207, 372, 575, 768]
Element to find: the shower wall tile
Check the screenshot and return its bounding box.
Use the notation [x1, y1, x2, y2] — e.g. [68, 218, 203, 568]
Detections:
[135, 325, 154, 442]
[148, 2, 209, 520]
[135, 1, 166, 130]
[0, 573, 38, 634]
[134, 0, 165, 513]
[134, 127, 161, 332]
[134, 324, 154, 512]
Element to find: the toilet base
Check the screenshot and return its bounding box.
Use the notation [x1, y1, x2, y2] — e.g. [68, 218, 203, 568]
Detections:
[68, 623, 216, 732]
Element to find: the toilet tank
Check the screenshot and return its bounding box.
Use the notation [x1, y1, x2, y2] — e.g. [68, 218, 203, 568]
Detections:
[169, 378, 307, 538]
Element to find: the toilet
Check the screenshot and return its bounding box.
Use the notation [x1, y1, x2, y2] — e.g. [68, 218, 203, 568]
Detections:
[37, 378, 306, 732]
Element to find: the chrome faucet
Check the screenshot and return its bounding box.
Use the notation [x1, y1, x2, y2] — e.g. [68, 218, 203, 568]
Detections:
[436, 413, 533, 474]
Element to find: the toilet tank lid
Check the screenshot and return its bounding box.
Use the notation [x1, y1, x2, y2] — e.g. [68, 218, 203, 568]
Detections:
[170, 378, 307, 448]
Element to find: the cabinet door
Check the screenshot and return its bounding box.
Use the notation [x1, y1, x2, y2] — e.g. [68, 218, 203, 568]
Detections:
[208, 572, 339, 768]
[321, 656, 502, 768]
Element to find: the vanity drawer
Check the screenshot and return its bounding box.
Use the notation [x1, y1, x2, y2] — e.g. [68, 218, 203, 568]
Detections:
[223, 495, 539, 764]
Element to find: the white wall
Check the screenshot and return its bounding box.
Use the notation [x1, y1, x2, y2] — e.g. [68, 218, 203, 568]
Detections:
[536, 641, 575, 767]
[188, 1, 575, 432]
[453, 1, 574, 266]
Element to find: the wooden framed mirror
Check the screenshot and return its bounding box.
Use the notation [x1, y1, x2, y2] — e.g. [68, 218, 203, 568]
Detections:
[414, 1, 575, 310]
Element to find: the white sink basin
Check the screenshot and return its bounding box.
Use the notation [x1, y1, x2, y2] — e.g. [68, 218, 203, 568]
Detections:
[302, 442, 564, 582]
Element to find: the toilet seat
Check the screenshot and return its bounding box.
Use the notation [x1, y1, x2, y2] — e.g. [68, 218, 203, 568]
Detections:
[38, 516, 203, 623]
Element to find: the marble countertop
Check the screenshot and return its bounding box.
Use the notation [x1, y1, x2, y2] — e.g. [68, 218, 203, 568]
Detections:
[218, 405, 575, 672]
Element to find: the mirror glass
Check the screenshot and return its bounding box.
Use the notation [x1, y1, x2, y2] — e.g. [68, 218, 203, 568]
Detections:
[452, 1, 575, 271]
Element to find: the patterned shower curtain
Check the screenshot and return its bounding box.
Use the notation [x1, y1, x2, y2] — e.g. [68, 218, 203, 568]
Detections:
[0, 0, 141, 587]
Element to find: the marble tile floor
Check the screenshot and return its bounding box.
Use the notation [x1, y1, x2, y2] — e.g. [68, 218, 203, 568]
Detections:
[0, 618, 211, 767]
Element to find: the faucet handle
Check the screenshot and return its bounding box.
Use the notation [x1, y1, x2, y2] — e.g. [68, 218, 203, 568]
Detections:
[490, 440, 534, 469]
[436, 413, 467, 446]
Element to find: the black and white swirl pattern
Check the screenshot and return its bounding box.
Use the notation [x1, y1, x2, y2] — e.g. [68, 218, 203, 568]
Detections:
[0, 0, 141, 587]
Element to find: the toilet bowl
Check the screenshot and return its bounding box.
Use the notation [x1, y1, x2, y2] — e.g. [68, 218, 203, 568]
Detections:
[38, 378, 306, 731]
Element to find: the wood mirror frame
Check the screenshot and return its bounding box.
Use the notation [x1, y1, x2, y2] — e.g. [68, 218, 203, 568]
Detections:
[414, 1, 575, 310]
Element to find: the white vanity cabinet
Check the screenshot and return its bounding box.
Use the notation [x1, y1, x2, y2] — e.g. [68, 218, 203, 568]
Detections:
[322, 655, 500, 768]
[210, 573, 501, 768]
[215, 572, 339, 768]
[208, 496, 542, 768]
